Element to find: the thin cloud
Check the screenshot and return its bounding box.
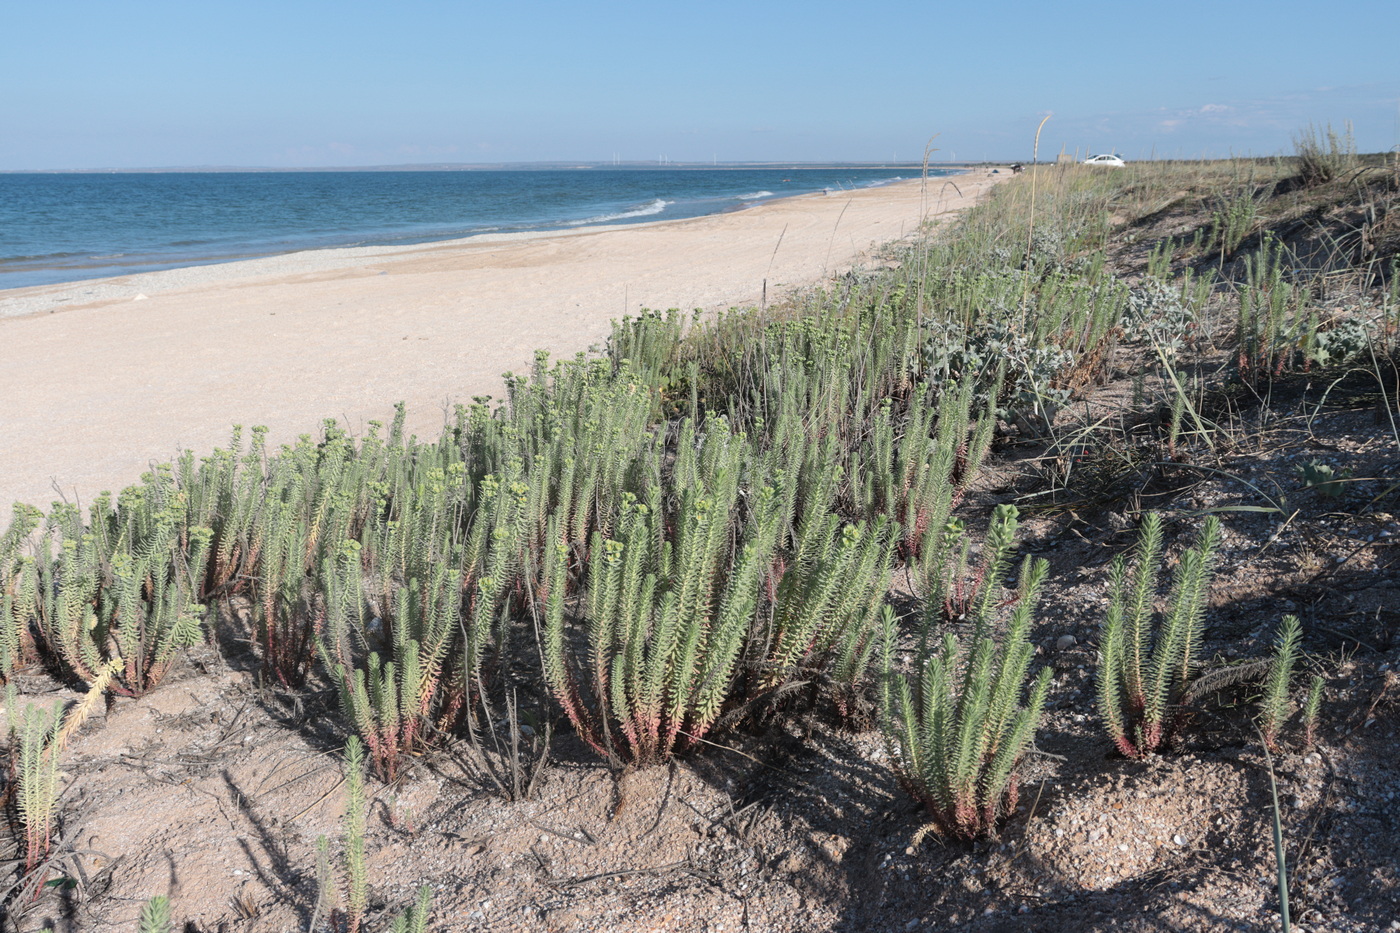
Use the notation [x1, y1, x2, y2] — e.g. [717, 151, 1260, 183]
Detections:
[1048, 83, 1398, 157]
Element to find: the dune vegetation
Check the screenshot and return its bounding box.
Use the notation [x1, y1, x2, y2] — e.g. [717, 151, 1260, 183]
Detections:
[3, 131, 1399, 931]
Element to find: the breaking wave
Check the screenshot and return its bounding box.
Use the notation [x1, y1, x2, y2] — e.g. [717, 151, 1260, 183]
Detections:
[565, 198, 670, 226]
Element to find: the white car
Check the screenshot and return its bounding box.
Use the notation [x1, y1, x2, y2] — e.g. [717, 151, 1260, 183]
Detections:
[1084, 154, 1126, 167]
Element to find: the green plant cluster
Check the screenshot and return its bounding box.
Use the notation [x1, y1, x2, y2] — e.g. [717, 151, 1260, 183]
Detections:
[880, 505, 1052, 839]
[1096, 514, 1222, 758]
[3, 152, 1391, 923]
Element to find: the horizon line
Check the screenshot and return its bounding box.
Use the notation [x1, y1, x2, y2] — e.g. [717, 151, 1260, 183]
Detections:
[2, 159, 975, 175]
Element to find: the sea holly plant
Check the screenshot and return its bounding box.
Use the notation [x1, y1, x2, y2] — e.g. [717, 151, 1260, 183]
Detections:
[1096, 514, 1223, 758]
[880, 506, 1053, 841]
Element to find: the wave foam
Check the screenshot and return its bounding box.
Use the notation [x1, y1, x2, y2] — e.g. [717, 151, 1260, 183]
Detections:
[736, 191, 774, 200]
[566, 198, 670, 226]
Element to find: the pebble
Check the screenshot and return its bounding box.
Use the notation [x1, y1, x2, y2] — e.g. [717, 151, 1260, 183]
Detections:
[1056, 635, 1077, 650]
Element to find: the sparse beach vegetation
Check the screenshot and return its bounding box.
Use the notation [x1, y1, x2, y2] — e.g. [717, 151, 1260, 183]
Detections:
[1, 139, 1399, 930]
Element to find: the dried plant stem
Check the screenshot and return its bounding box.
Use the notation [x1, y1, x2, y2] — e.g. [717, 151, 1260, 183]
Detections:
[1022, 113, 1052, 311]
[1262, 741, 1292, 932]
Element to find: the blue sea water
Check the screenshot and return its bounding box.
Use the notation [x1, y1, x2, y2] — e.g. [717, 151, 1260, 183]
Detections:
[0, 167, 947, 290]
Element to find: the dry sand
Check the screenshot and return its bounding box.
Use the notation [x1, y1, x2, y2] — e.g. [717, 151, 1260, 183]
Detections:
[0, 172, 1000, 510]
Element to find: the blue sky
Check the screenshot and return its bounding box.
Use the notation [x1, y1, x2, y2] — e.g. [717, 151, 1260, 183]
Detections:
[3, 0, 1396, 169]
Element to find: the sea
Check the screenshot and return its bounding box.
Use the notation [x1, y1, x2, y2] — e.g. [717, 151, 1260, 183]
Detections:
[0, 166, 947, 291]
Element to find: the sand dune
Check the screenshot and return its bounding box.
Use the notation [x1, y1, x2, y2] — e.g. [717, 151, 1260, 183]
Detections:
[0, 173, 999, 510]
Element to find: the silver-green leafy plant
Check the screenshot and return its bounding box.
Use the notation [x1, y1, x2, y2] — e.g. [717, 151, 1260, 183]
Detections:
[314, 737, 370, 933]
[136, 895, 173, 933]
[1301, 674, 1324, 749]
[1259, 615, 1302, 752]
[1293, 120, 1356, 186]
[5, 660, 116, 877]
[1096, 514, 1222, 758]
[6, 693, 64, 877]
[543, 423, 778, 767]
[35, 475, 212, 697]
[1, 505, 43, 683]
[880, 505, 1052, 840]
[386, 886, 433, 933]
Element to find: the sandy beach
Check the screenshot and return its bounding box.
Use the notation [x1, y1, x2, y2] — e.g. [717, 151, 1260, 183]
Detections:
[0, 172, 999, 510]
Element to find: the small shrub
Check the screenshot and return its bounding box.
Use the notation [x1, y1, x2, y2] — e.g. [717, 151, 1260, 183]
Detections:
[1294, 121, 1357, 186]
[315, 737, 370, 933]
[542, 426, 777, 767]
[1258, 615, 1302, 752]
[880, 505, 1052, 840]
[1096, 514, 1222, 758]
[1, 506, 43, 683]
[35, 478, 212, 697]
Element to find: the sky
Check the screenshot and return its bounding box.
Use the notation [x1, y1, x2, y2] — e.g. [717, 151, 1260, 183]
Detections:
[3, 0, 1396, 170]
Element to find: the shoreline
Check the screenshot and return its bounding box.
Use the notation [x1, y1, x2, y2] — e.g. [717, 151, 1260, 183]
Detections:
[0, 181, 924, 319]
[0, 169, 937, 297]
[0, 172, 1001, 510]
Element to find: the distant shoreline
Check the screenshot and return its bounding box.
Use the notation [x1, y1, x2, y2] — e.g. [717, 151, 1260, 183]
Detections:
[1, 161, 977, 175]
[1, 179, 929, 316]
[0, 171, 1002, 509]
[1, 167, 947, 292]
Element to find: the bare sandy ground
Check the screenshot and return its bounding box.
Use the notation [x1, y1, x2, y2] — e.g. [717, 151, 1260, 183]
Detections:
[0, 172, 999, 511]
